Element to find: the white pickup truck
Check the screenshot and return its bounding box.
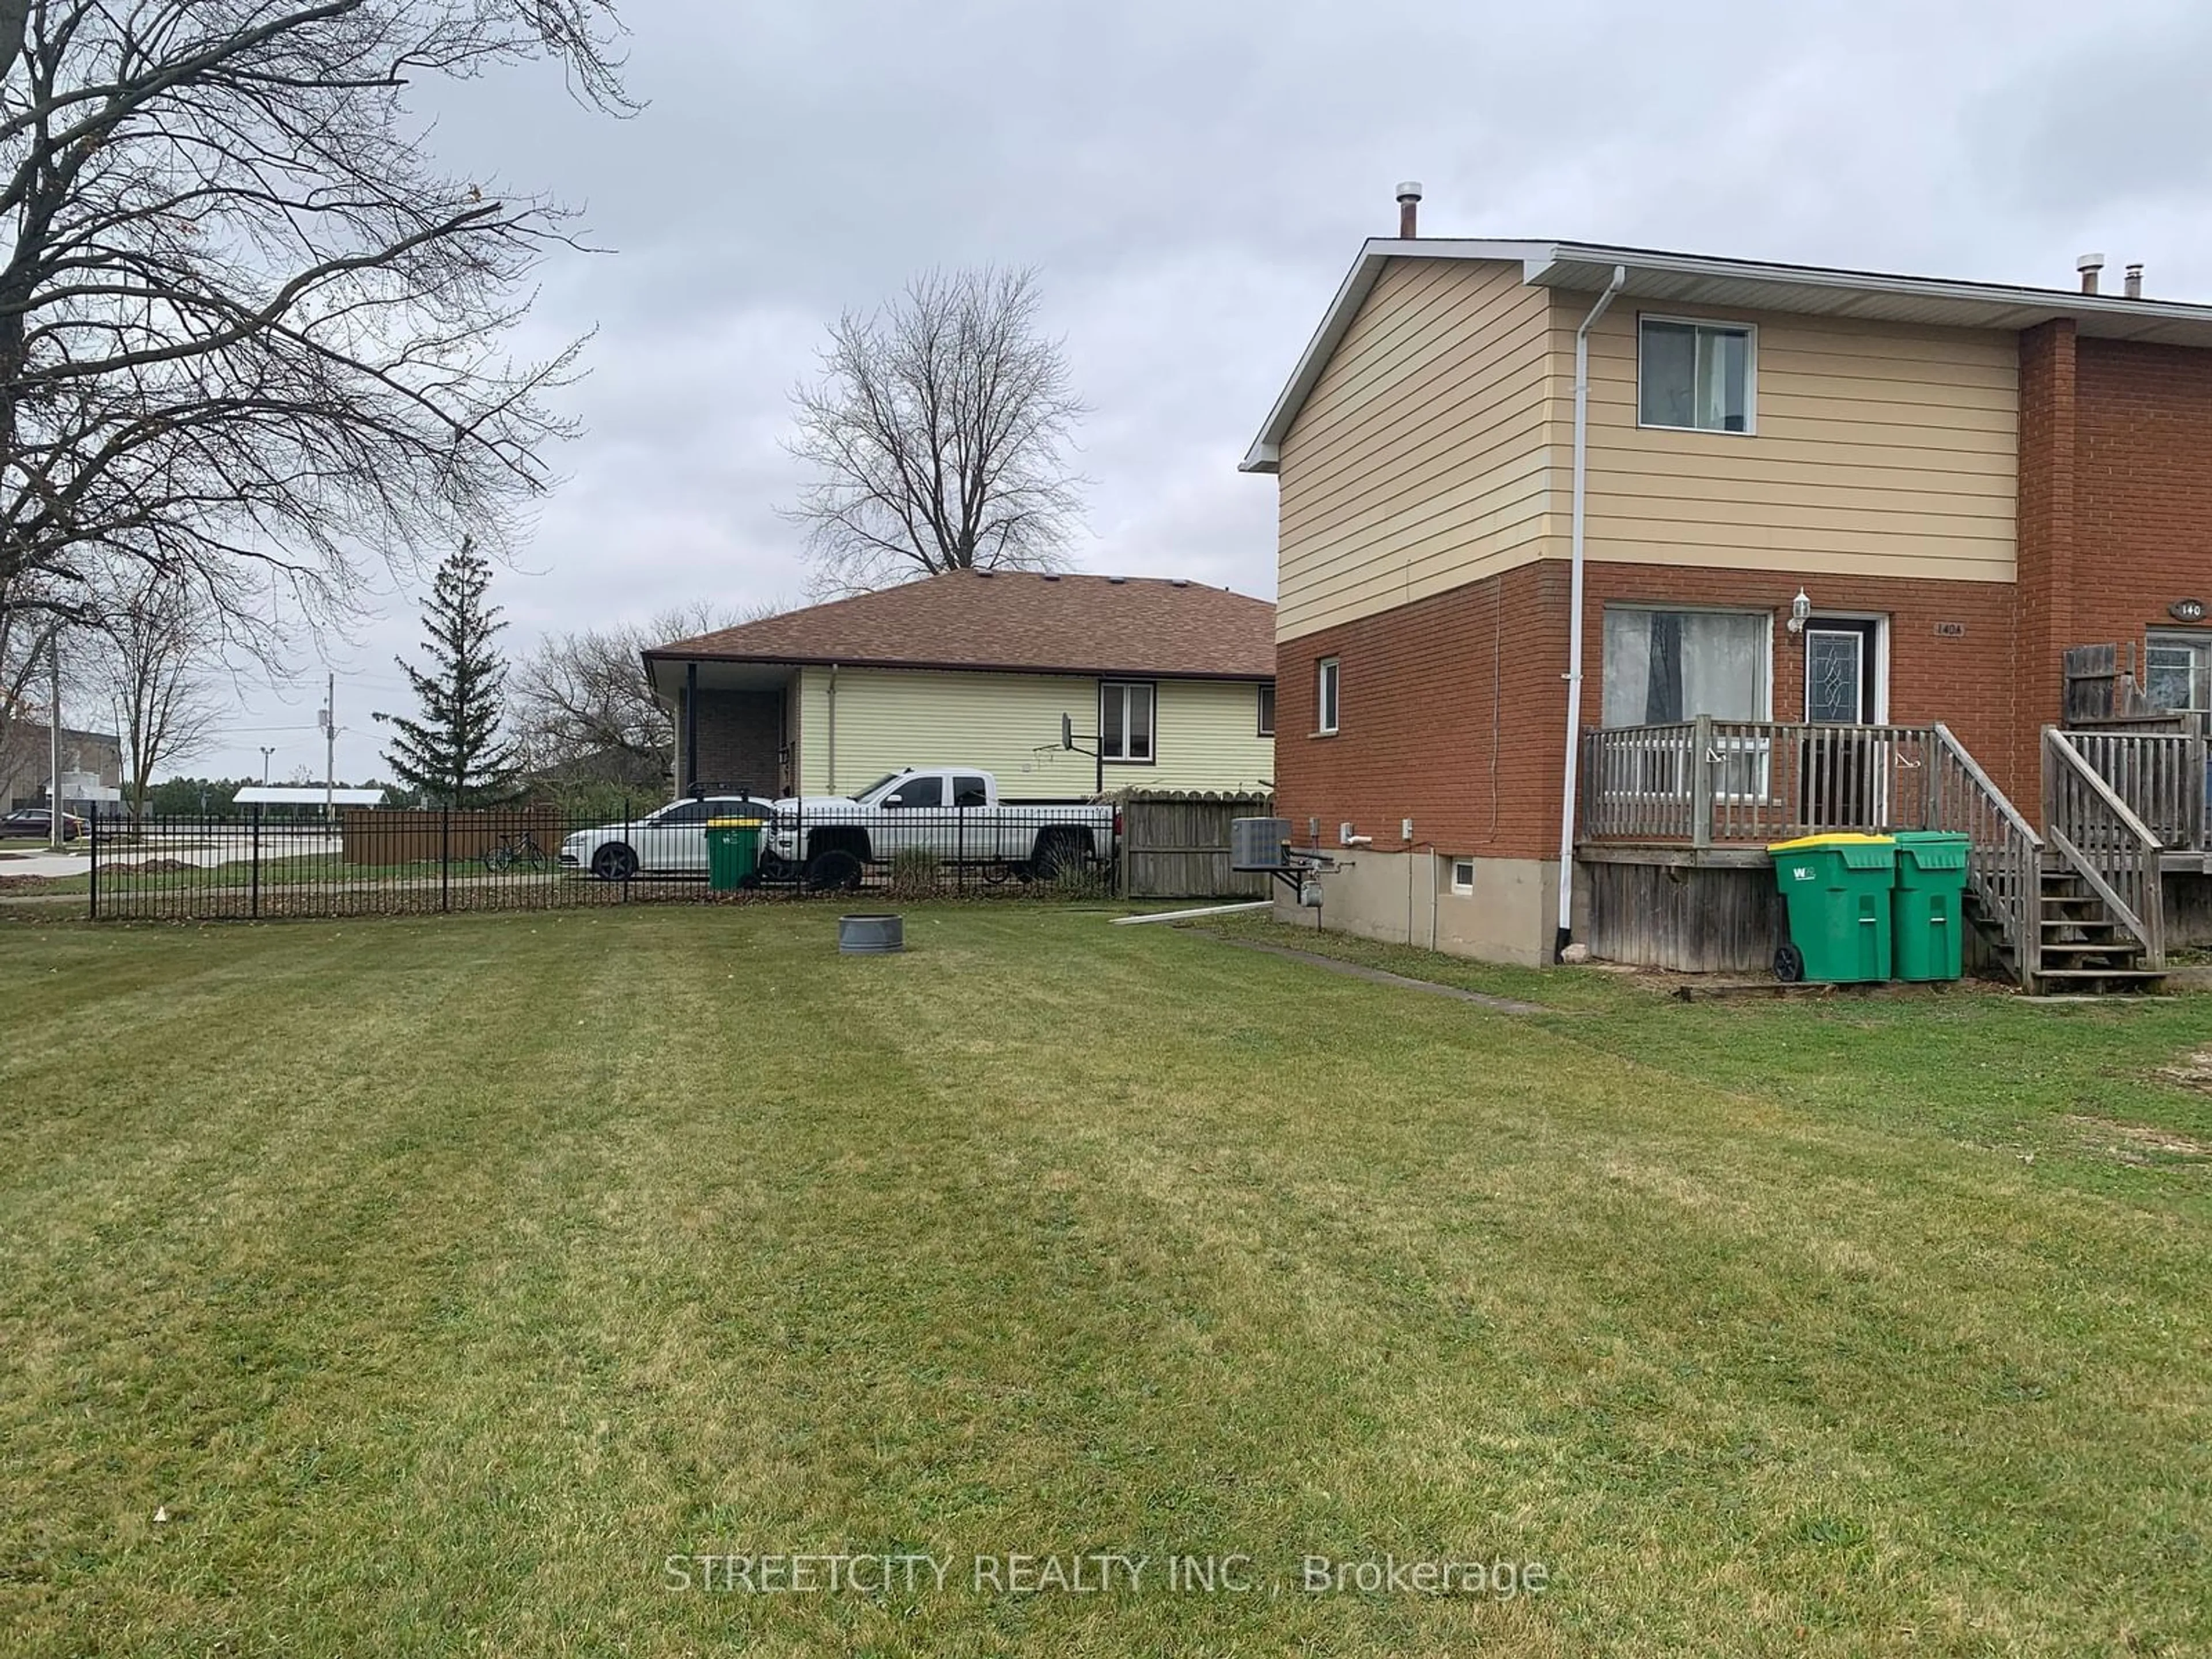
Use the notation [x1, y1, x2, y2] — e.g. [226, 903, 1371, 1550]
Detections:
[761, 768, 1116, 889]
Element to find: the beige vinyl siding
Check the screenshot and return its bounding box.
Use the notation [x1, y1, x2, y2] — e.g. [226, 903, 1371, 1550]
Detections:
[1276, 259, 1553, 642]
[796, 668, 1099, 798]
[793, 668, 1273, 798]
[1137, 678, 1275, 793]
[1562, 297, 2018, 581]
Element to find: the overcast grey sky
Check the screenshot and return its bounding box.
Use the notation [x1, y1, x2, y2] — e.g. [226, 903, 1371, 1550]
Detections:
[203, 0, 2212, 783]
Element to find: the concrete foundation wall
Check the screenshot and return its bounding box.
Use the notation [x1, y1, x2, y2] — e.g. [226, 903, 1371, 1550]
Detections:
[1272, 850, 1572, 968]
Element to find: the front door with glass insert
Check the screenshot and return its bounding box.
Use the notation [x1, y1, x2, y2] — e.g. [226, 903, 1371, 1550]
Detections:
[1801, 618, 1885, 828]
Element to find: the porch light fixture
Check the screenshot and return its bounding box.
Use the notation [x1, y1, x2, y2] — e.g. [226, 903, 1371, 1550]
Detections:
[1787, 589, 1812, 635]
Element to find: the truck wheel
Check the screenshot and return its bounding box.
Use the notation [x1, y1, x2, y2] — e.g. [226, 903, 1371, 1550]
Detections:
[592, 842, 638, 882]
[1028, 829, 1088, 880]
[805, 848, 864, 891]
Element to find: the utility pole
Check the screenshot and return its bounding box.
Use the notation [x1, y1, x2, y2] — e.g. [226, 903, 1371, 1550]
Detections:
[260, 746, 275, 785]
[319, 671, 336, 824]
[47, 629, 61, 850]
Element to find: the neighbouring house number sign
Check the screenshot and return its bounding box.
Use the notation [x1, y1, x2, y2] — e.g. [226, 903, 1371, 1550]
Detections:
[2171, 598, 2207, 623]
[1933, 621, 1968, 638]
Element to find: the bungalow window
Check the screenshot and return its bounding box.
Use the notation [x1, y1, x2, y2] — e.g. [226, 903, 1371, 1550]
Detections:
[1100, 681, 1154, 763]
[1639, 318, 1754, 433]
[1256, 682, 1277, 737]
[1316, 658, 1340, 735]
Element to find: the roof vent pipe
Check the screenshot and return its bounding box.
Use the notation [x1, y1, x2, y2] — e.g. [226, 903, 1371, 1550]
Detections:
[1395, 181, 1422, 239]
[2126, 263, 2145, 300]
[2077, 252, 2104, 295]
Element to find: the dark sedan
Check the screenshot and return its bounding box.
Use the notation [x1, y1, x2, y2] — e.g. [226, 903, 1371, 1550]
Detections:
[1, 808, 89, 841]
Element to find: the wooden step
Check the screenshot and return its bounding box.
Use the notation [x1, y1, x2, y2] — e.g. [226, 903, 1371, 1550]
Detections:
[2032, 968, 2168, 986]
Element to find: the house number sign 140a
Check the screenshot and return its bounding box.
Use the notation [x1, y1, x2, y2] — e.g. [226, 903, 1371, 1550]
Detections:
[1933, 622, 1968, 638]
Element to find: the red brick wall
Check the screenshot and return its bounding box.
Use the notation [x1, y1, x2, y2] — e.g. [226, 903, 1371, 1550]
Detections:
[1274, 561, 2022, 859]
[1273, 563, 1566, 859]
[2072, 337, 2212, 670]
[1274, 324, 2212, 858]
[2016, 320, 2077, 796]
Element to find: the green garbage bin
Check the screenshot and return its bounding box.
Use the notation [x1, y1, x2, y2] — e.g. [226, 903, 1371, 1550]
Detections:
[1889, 830, 1969, 982]
[705, 817, 764, 892]
[1768, 833, 1897, 984]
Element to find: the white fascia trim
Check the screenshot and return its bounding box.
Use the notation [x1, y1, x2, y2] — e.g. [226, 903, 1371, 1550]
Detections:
[1238, 238, 1558, 473]
[1522, 245, 2212, 330]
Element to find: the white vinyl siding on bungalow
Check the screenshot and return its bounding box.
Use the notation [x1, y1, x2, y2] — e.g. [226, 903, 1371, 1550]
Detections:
[1561, 297, 2018, 584]
[1275, 259, 1553, 643]
[793, 667, 1272, 798]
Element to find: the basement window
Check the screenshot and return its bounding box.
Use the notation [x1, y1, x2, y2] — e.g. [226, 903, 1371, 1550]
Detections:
[1639, 317, 1755, 434]
[1450, 858, 1476, 896]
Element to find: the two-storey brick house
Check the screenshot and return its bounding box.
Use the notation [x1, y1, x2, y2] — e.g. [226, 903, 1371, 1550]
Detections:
[1244, 201, 2211, 985]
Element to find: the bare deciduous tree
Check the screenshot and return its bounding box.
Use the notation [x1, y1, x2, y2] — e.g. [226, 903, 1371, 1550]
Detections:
[96, 570, 223, 821]
[512, 600, 783, 789]
[784, 267, 1086, 596]
[0, 0, 630, 637]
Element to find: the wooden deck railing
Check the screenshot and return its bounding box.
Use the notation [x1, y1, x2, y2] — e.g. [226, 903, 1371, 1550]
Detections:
[2059, 727, 2207, 852]
[2044, 728, 2165, 968]
[1581, 719, 1935, 846]
[1582, 719, 2043, 976]
[1929, 723, 2042, 982]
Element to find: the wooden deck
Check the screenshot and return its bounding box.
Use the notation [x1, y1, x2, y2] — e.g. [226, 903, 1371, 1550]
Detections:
[1578, 720, 2209, 988]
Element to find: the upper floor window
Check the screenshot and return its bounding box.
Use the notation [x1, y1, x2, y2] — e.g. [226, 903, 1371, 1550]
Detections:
[1316, 657, 1340, 735]
[1639, 318, 1754, 434]
[1101, 681, 1154, 763]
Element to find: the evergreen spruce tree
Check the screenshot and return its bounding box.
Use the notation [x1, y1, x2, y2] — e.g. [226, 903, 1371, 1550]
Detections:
[374, 540, 520, 806]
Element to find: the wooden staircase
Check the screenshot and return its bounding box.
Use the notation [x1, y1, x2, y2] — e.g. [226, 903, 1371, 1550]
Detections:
[1968, 863, 2168, 994]
[1937, 724, 2171, 997]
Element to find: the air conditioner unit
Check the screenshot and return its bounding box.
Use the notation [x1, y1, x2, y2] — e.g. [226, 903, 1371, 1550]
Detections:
[1230, 816, 1292, 871]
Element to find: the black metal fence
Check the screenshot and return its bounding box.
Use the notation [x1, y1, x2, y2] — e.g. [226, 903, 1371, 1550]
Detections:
[80, 803, 1120, 922]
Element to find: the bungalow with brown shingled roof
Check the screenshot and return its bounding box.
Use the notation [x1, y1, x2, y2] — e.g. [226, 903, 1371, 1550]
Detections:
[643, 569, 1275, 800]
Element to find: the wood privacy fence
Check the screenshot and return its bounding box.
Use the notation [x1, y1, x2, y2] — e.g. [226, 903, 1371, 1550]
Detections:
[342, 806, 566, 865]
[1115, 790, 1275, 899]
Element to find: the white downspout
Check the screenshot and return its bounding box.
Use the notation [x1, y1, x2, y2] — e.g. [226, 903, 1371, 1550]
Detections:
[827, 663, 839, 796]
[1555, 266, 1627, 961]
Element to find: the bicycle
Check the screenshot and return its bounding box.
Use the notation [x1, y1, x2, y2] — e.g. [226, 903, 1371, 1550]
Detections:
[480, 830, 549, 873]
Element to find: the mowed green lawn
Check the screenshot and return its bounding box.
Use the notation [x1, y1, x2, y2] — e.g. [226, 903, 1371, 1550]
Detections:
[2, 906, 2209, 1657]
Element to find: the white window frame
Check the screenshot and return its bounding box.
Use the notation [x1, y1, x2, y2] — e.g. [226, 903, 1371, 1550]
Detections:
[1450, 858, 1476, 896]
[1316, 657, 1340, 736]
[1099, 679, 1156, 765]
[1256, 682, 1276, 738]
[2146, 632, 2211, 714]
[1801, 612, 1891, 725]
[1600, 604, 1775, 803]
[1637, 314, 1759, 437]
